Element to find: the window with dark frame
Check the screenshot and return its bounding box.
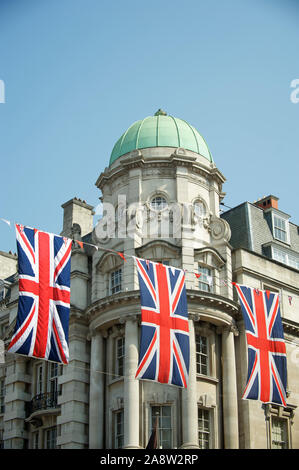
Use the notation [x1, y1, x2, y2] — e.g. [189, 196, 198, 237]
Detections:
[116, 337, 125, 378]
[198, 408, 210, 449]
[195, 335, 208, 375]
[114, 410, 124, 449]
[151, 405, 172, 449]
[110, 268, 122, 294]
[271, 416, 289, 449]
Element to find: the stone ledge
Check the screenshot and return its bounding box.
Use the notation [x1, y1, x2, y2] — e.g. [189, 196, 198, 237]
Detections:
[87, 289, 240, 319]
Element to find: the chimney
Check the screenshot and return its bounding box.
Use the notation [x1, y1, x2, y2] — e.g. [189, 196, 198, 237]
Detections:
[61, 198, 94, 238]
[253, 195, 279, 211]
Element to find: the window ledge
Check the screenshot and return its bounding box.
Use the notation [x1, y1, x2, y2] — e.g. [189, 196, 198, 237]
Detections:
[196, 374, 219, 385]
[108, 376, 124, 386]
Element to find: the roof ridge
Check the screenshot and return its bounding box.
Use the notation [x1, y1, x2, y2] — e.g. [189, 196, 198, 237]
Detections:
[169, 115, 181, 147]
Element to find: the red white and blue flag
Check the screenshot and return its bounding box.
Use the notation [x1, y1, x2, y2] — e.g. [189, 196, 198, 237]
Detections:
[134, 258, 189, 388]
[233, 283, 287, 406]
[7, 224, 72, 364]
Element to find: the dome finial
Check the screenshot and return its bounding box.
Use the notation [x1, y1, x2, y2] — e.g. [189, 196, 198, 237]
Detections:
[154, 108, 167, 116]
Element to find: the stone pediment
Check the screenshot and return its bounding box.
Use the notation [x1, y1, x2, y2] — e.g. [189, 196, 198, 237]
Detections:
[96, 252, 123, 274]
[194, 247, 225, 270]
[135, 240, 181, 261]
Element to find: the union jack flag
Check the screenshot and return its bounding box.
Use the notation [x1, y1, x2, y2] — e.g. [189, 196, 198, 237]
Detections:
[134, 258, 189, 388]
[233, 283, 287, 406]
[7, 224, 72, 364]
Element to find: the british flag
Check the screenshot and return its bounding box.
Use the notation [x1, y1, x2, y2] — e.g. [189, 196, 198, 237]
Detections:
[7, 224, 72, 364]
[233, 283, 287, 406]
[134, 258, 189, 388]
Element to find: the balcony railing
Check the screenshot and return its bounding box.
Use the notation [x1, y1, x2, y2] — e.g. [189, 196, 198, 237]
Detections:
[26, 391, 59, 417]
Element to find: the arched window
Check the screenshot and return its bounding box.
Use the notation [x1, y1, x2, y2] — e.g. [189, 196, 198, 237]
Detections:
[194, 200, 207, 218]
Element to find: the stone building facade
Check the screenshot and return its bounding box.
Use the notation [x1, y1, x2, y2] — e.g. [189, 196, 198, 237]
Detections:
[0, 110, 298, 449]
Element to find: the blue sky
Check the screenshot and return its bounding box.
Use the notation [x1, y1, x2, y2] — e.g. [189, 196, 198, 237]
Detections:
[0, 0, 298, 253]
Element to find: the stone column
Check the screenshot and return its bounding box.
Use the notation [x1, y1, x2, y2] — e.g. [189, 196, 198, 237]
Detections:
[123, 316, 139, 449]
[222, 325, 239, 448]
[89, 331, 104, 449]
[181, 317, 199, 448]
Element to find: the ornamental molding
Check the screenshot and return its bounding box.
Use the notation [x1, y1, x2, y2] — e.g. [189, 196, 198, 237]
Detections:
[135, 239, 181, 260]
[96, 251, 123, 273]
[283, 318, 299, 337]
[87, 289, 240, 330]
[208, 216, 231, 243]
[96, 151, 225, 191]
[194, 246, 226, 270]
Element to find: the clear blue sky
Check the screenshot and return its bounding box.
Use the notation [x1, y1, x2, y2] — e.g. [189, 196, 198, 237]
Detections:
[0, 0, 298, 253]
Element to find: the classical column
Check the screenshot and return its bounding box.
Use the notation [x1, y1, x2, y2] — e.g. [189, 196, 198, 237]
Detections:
[123, 316, 140, 449]
[181, 317, 199, 449]
[222, 325, 239, 448]
[89, 331, 105, 449]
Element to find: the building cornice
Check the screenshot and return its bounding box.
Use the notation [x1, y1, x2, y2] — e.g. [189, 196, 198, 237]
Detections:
[232, 247, 299, 280]
[87, 289, 240, 328]
[283, 318, 299, 337]
[96, 151, 225, 191]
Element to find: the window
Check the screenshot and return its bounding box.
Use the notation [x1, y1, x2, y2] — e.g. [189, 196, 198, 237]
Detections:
[110, 269, 122, 294]
[116, 337, 125, 377]
[272, 246, 299, 270]
[196, 335, 208, 375]
[0, 280, 5, 302]
[115, 204, 126, 237]
[150, 196, 168, 211]
[198, 408, 210, 449]
[36, 364, 44, 395]
[198, 265, 213, 292]
[151, 406, 172, 449]
[0, 323, 7, 339]
[45, 427, 57, 449]
[114, 410, 124, 449]
[194, 201, 207, 218]
[48, 362, 61, 398]
[271, 417, 289, 449]
[273, 215, 288, 243]
[155, 260, 169, 266]
[32, 432, 39, 449]
[288, 254, 299, 270]
[0, 378, 5, 413]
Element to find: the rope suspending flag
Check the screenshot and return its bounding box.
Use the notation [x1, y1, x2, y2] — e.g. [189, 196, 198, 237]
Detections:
[233, 283, 287, 406]
[7, 224, 72, 364]
[134, 257, 190, 388]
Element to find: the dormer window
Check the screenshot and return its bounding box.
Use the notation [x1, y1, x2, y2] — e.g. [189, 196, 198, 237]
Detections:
[273, 215, 288, 243]
[272, 246, 299, 270]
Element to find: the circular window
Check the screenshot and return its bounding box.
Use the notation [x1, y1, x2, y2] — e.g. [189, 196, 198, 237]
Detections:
[150, 196, 168, 211]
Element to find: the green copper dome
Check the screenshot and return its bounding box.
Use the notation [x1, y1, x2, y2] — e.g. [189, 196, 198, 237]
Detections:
[109, 109, 213, 166]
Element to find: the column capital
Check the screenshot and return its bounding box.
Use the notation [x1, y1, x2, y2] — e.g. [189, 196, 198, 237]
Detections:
[120, 313, 139, 324]
[110, 324, 125, 338]
[216, 321, 239, 336]
[88, 327, 108, 341]
[188, 313, 199, 323]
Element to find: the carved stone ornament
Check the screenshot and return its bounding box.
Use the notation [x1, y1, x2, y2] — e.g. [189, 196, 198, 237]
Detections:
[208, 216, 231, 242]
